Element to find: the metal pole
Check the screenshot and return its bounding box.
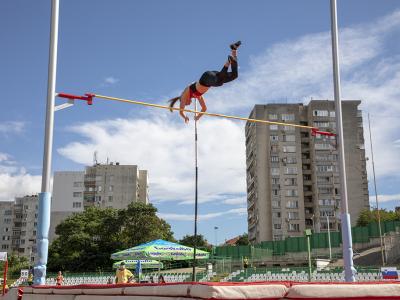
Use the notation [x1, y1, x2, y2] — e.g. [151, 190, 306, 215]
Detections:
[192, 100, 199, 282]
[330, 0, 355, 282]
[368, 113, 385, 266]
[307, 235, 312, 282]
[35, 0, 59, 285]
[326, 215, 332, 260]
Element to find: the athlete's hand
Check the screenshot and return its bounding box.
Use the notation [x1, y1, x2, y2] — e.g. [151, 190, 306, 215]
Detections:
[184, 116, 190, 124]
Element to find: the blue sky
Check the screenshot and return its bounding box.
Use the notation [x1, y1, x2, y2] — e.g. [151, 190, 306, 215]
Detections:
[1, 0, 400, 243]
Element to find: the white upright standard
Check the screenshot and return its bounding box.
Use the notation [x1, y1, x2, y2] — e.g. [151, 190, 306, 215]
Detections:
[330, 0, 355, 282]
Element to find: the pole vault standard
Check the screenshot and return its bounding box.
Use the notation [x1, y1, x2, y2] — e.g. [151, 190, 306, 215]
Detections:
[35, 0, 59, 285]
[192, 100, 199, 282]
[330, 0, 355, 282]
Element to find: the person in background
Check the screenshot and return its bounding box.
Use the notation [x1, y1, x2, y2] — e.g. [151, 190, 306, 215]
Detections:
[56, 271, 64, 286]
[27, 271, 33, 286]
[115, 262, 133, 284]
[158, 274, 166, 284]
[107, 277, 114, 284]
[149, 276, 154, 283]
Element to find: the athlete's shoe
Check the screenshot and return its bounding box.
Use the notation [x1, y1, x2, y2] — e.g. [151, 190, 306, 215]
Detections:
[230, 41, 242, 50]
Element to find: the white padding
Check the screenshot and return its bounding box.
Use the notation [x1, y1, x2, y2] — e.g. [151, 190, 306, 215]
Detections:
[52, 288, 83, 295]
[32, 288, 53, 294]
[124, 284, 191, 296]
[0, 288, 19, 300]
[76, 296, 196, 300]
[287, 283, 400, 298]
[22, 287, 33, 294]
[190, 284, 288, 299]
[81, 287, 123, 295]
[22, 295, 75, 300]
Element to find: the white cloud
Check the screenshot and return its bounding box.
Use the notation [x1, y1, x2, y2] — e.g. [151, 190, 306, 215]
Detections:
[0, 153, 41, 201]
[103, 77, 119, 86]
[158, 207, 247, 221]
[0, 121, 25, 135]
[369, 194, 400, 203]
[58, 116, 246, 204]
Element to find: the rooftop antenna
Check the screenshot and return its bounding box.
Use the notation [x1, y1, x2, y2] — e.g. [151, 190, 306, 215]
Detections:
[93, 151, 98, 165]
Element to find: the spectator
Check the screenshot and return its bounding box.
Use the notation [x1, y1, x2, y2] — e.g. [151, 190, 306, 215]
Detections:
[149, 276, 154, 283]
[107, 277, 114, 284]
[115, 262, 133, 284]
[27, 272, 33, 286]
[56, 271, 64, 286]
[158, 274, 165, 284]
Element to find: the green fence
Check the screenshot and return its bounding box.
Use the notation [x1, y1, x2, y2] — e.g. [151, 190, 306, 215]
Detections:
[215, 220, 400, 257]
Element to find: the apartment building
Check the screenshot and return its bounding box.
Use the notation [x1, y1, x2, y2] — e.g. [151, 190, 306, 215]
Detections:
[246, 100, 369, 243]
[49, 163, 149, 243]
[0, 196, 38, 262]
[83, 163, 149, 209]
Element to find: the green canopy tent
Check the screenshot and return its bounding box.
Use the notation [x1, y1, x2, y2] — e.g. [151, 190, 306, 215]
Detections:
[112, 260, 163, 270]
[111, 239, 210, 261]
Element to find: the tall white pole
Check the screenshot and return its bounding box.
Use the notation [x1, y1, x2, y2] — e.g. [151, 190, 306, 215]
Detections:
[192, 100, 199, 282]
[329, 0, 355, 282]
[35, 0, 59, 285]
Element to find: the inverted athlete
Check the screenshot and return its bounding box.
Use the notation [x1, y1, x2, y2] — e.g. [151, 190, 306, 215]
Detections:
[168, 41, 241, 123]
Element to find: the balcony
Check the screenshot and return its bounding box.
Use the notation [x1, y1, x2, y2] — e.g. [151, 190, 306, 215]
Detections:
[303, 180, 312, 185]
[304, 201, 313, 208]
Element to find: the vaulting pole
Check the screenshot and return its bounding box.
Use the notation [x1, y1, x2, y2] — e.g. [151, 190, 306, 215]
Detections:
[192, 100, 199, 282]
[330, 0, 355, 282]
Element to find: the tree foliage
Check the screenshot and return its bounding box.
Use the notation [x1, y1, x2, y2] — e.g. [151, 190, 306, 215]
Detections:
[356, 208, 400, 227]
[179, 234, 211, 251]
[48, 203, 174, 272]
[236, 233, 249, 246]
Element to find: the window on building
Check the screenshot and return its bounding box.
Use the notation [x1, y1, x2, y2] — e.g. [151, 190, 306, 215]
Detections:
[271, 145, 279, 153]
[273, 234, 283, 241]
[286, 200, 299, 208]
[285, 190, 298, 197]
[319, 199, 335, 206]
[269, 114, 278, 120]
[20, 239, 25, 245]
[108, 196, 113, 202]
[271, 156, 279, 162]
[97, 185, 102, 192]
[283, 135, 296, 142]
[33, 222, 37, 227]
[283, 146, 296, 153]
[1, 245, 8, 250]
[284, 167, 298, 174]
[284, 178, 297, 186]
[271, 178, 280, 185]
[269, 125, 278, 131]
[287, 212, 299, 220]
[73, 192, 82, 198]
[272, 189, 279, 196]
[320, 210, 335, 217]
[273, 223, 282, 229]
[73, 182, 83, 187]
[281, 114, 295, 121]
[284, 156, 297, 164]
[315, 143, 334, 150]
[330, 111, 336, 117]
[72, 202, 82, 208]
[4, 218, 11, 224]
[109, 185, 114, 192]
[272, 200, 280, 208]
[271, 168, 280, 175]
[317, 176, 331, 184]
[95, 196, 102, 202]
[289, 223, 300, 232]
[313, 121, 330, 128]
[270, 135, 279, 142]
[4, 228, 9, 232]
[4, 210, 12, 216]
[273, 212, 281, 218]
[283, 125, 295, 132]
[313, 110, 329, 117]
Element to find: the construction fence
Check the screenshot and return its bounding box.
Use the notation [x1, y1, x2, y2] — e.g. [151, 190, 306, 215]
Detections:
[215, 220, 400, 257]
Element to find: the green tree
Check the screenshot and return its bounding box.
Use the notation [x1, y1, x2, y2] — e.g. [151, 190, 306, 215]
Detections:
[356, 208, 399, 227]
[179, 234, 211, 251]
[48, 203, 175, 272]
[236, 233, 249, 246]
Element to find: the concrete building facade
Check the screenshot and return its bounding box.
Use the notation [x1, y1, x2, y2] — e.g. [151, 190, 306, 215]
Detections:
[0, 196, 38, 263]
[83, 163, 149, 209]
[246, 100, 369, 244]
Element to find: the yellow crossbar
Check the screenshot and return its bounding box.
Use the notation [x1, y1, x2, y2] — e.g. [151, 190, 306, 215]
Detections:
[94, 94, 316, 130]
